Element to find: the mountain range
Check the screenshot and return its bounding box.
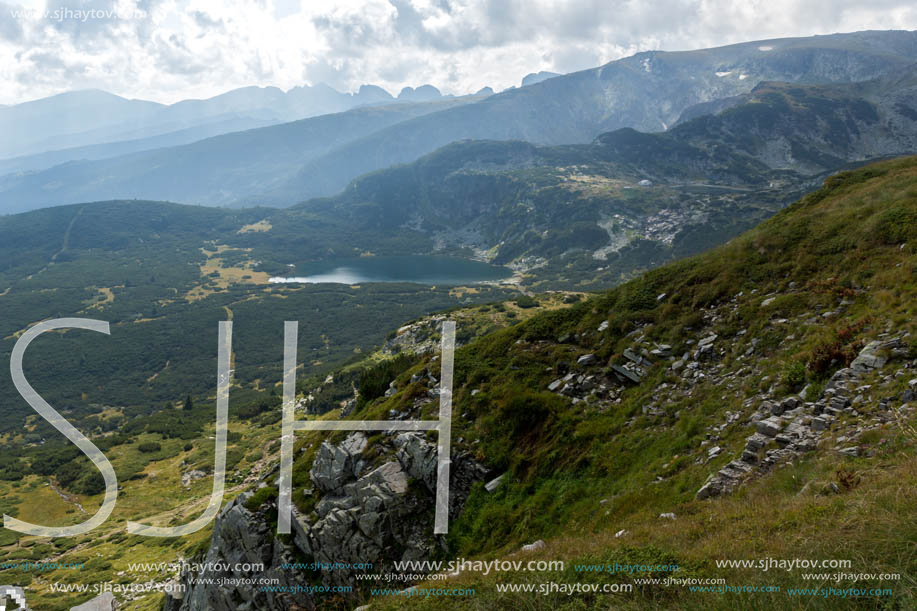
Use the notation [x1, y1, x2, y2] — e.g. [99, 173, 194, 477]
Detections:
[1, 30, 916, 213]
[0, 83, 395, 159]
[265, 64, 917, 288]
[0, 80, 459, 179]
[0, 30, 917, 611]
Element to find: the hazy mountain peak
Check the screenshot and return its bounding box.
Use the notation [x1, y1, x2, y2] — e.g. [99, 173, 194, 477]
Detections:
[397, 84, 442, 101]
[356, 84, 394, 102]
[521, 71, 561, 87]
[12, 88, 157, 109]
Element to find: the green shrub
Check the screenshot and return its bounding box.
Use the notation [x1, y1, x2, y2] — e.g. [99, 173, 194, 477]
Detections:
[869, 207, 916, 245]
[357, 353, 420, 407]
[781, 360, 807, 393]
[244, 486, 278, 511]
[807, 318, 869, 377]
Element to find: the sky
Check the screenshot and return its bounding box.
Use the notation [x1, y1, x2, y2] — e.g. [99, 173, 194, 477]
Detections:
[1, 0, 916, 106]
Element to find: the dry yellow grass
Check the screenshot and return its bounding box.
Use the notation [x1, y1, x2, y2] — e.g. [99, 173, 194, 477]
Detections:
[562, 173, 630, 196]
[86, 286, 115, 310]
[237, 220, 273, 234]
[184, 245, 271, 301]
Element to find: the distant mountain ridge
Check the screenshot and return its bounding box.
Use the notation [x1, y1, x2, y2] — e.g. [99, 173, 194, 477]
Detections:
[264, 30, 917, 204]
[0, 116, 278, 176]
[0, 96, 483, 213]
[0, 30, 915, 213]
[0, 81, 445, 162]
[521, 71, 561, 86]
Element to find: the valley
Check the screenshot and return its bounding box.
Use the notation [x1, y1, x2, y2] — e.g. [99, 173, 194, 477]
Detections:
[171, 156, 917, 611]
[0, 27, 915, 611]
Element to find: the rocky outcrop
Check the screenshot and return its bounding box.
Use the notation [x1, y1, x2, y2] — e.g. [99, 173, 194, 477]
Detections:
[169, 431, 486, 610]
[307, 455, 431, 587]
[165, 493, 314, 611]
[382, 316, 451, 356]
[310, 433, 367, 493]
[697, 334, 913, 500]
[181, 470, 207, 489]
[302, 432, 485, 586]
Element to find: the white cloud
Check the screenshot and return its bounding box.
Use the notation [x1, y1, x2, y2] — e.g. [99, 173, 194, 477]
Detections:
[0, 0, 915, 104]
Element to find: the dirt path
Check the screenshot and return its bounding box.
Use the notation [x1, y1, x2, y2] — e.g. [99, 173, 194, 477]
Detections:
[26, 206, 85, 281]
[52, 206, 84, 262]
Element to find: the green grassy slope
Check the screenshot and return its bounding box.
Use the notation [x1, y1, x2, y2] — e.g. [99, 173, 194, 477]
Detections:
[347, 156, 917, 609]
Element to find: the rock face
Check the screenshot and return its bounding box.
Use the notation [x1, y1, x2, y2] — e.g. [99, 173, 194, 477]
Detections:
[395, 432, 438, 491]
[307, 455, 427, 589]
[310, 433, 368, 493]
[850, 340, 889, 372]
[165, 493, 314, 611]
[303, 432, 485, 587]
[170, 432, 485, 610]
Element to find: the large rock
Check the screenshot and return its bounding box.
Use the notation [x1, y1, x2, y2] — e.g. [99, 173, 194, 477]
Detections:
[696, 480, 720, 499]
[850, 341, 888, 373]
[756, 417, 783, 437]
[395, 432, 439, 492]
[174, 430, 486, 608]
[291, 507, 313, 556]
[166, 493, 315, 611]
[310, 433, 367, 493]
[610, 364, 642, 384]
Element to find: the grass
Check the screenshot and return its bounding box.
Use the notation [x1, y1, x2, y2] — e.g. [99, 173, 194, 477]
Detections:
[0, 415, 282, 609]
[372, 451, 917, 610]
[341, 157, 917, 609]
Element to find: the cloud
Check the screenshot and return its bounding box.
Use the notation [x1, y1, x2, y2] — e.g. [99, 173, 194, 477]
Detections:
[0, 0, 915, 105]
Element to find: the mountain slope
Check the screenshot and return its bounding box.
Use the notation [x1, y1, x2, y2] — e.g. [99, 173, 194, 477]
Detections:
[0, 116, 279, 176]
[265, 30, 917, 203]
[0, 96, 481, 213]
[172, 156, 917, 611]
[0, 90, 165, 158]
[262, 68, 917, 289]
[665, 74, 917, 173]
